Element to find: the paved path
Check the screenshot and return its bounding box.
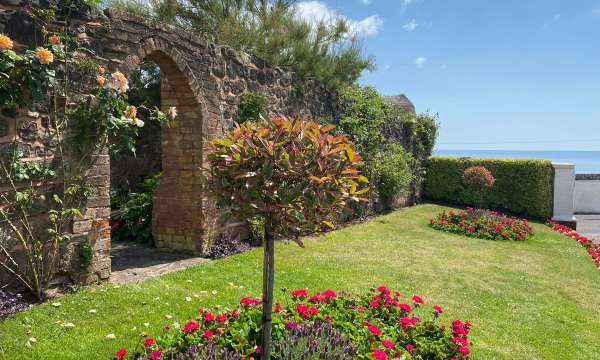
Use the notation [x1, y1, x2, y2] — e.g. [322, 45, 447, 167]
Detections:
[109, 242, 209, 284]
[577, 214, 600, 244]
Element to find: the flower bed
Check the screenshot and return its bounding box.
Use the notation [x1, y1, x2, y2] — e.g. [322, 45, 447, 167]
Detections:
[114, 286, 472, 359]
[429, 208, 533, 241]
[548, 222, 600, 268]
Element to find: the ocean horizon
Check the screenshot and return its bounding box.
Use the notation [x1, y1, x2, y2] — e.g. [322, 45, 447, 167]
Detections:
[433, 149, 600, 174]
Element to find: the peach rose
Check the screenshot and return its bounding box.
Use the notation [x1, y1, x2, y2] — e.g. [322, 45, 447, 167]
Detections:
[0, 34, 13, 50]
[125, 105, 137, 120]
[35, 47, 54, 64]
[110, 71, 129, 92]
[96, 75, 106, 86]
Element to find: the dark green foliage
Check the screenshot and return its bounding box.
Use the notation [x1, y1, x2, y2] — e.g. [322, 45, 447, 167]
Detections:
[248, 216, 265, 246]
[370, 143, 415, 209]
[126, 60, 161, 107]
[78, 242, 93, 270]
[111, 173, 161, 245]
[425, 157, 554, 218]
[239, 91, 268, 123]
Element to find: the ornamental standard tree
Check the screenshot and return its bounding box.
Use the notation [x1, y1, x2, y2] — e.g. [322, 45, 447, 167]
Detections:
[204, 116, 368, 359]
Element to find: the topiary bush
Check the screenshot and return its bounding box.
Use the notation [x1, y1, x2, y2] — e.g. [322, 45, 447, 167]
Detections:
[425, 157, 553, 218]
[462, 166, 495, 209]
[370, 143, 415, 210]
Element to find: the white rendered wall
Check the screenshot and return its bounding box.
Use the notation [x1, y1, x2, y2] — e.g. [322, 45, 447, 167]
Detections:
[574, 179, 600, 214]
[552, 163, 576, 223]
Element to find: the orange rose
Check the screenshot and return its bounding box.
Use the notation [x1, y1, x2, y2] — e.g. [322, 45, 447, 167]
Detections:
[0, 34, 13, 50]
[125, 105, 137, 119]
[97, 66, 105, 75]
[35, 47, 54, 64]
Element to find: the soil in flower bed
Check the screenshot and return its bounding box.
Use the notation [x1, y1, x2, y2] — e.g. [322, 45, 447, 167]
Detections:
[429, 208, 533, 241]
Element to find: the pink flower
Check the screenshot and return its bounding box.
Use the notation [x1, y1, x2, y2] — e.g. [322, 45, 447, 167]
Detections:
[143, 338, 156, 347]
[376, 285, 390, 295]
[255, 346, 262, 355]
[399, 316, 420, 330]
[203, 311, 214, 323]
[115, 348, 127, 359]
[372, 349, 387, 360]
[240, 297, 261, 306]
[286, 321, 298, 329]
[452, 337, 468, 346]
[216, 314, 228, 323]
[183, 320, 199, 334]
[381, 340, 394, 349]
[274, 303, 282, 313]
[150, 351, 162, 360]
[203, 329, 214, 338]
[433, 305, 444, 314]
[405, 344, 414, 353]
[369, 300, 380, 308]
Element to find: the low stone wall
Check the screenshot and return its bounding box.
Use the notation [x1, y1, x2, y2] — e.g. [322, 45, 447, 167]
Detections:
[575, 174, 600, 214]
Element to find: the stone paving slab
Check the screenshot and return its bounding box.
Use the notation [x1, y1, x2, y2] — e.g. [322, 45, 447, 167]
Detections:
[577, 214, 600, 244]
[109, 242, 209, 284]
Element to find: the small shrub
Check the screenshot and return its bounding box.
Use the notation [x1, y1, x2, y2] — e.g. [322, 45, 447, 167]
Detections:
[548, 222, 600, 268]
[111, 174, 160, 245]
[208, 229, 251, 259]
[238, 91, 268, 123]
[370, 143, 415, 210]
[430, 208, 533, 241]
[462, 166, 495, 208]
[425, 157, 554, 218]
[115, 286, 472, 360]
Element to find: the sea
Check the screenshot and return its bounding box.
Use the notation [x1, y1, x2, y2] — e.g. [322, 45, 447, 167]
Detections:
[433, 150, 600, 174]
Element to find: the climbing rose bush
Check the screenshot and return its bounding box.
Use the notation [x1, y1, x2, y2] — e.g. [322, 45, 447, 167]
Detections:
[430, 208, 533, 241]
[548, 222, 600, 268]
[114, 286, 472, 359]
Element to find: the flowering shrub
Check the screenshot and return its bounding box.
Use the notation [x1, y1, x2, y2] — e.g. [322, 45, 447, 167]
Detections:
[548, 222, 600, 268]
[115, 286, 471, 360]
[462, 166, 495, 209]
[430, 208, 533, 241]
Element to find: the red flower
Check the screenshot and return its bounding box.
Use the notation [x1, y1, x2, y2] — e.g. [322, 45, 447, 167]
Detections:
[322, 289, 337, 300]
[143, 338, 156, 347]
[372, 349, 387, 360]
[274, 303, 282, 313]
[369, 300, 380, 308]
[291, 289, 308, 298]
[183, 320, 199, 334]
[308, 306, 318, 315]
[381, 339, 394, 349]
[399, 303, 412, 313]
[399, 316, 420, 330]
[458, 346, 470, 356]
[240, 297, 261, 306]
[366, 322, 382, 336]
[405, 344, 414, 353]
[376, 285, 390, 295]
[286, 321, 298, 329]
[452, 337, 468, 346]
[216, 314, 228, 323]
[433, 305, 444, 314]
[115, 348, 127, 359]
[203, 329, 214, 338]
[203, 311, 214, 322]
[412, 295, 425, 304]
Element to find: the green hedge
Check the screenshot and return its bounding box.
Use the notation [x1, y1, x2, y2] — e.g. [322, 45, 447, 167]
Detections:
[424, 157, 554, 218]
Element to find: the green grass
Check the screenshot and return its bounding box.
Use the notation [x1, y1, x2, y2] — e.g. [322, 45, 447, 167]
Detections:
[1, 204, 599, 359]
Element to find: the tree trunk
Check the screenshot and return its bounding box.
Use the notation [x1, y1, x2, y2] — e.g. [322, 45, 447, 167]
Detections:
[261, 224, 275, 359]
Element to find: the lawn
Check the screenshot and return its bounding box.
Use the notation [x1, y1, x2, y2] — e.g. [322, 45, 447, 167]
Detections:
[1, 204, 599, 359]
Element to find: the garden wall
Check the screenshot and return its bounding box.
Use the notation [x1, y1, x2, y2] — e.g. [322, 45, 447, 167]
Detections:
[0, 2, 337, 289]
[574, 174, 600, 214]
[424, 157, 554, 218]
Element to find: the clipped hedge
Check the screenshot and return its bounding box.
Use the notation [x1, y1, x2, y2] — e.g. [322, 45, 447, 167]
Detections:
[424, 157, 554, 218]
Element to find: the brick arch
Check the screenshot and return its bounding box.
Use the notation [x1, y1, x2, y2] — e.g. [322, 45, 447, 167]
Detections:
[116, 41, 220, 255]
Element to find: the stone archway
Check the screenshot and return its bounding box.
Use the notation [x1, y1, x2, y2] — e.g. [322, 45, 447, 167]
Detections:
[116, 42, 220, 255]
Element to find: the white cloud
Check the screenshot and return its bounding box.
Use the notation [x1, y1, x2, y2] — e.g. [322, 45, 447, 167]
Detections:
[403, 19, 418, 32]
[295, 1, 383, 37]
[402, 0, 414, 5]
[361, 0, 373, 4]
[415, 57, 426, 68]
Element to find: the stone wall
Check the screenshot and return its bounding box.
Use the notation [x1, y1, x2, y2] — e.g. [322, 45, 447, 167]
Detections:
[0, 3, 337, 288]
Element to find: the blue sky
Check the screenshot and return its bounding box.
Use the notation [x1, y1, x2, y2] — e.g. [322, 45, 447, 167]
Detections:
[296, 0, 600, 151]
